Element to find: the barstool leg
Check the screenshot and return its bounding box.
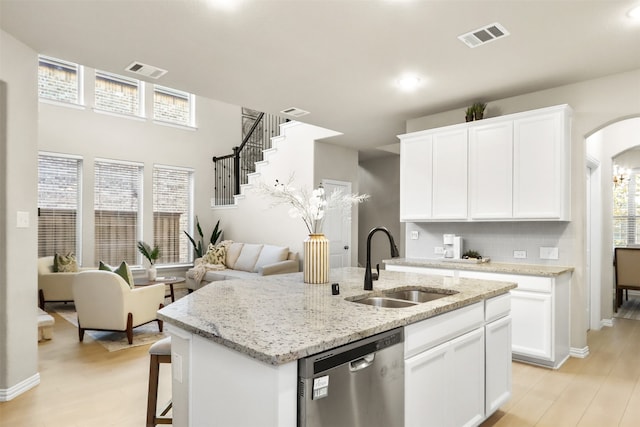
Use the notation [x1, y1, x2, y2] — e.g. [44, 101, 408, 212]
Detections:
[146, 354, 160, 427]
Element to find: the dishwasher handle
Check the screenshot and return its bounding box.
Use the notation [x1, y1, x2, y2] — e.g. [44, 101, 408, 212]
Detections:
[349, 353, 375, 372]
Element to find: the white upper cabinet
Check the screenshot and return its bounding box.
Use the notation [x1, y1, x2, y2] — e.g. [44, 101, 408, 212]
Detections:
[398, 104, 572, 222]
[513, 108, 571, 220]
[469, 121, 513, 219]
[432, 129, 468, 220]
[400, 134, 433, 220]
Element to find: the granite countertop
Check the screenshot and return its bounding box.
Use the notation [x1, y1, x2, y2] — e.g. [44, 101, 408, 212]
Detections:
[157, 267, 515, 366]
[384, 258, 574, 277]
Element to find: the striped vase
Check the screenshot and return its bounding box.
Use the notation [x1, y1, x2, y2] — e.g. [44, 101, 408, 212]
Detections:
[303, 233, 329, 284]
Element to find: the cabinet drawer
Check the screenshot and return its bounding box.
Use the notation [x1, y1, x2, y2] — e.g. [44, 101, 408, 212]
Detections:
[459, 271, 552, 293]
[405, 302, 483, 358]
[386, 265, 455, 277]
[485, 293, 511, 322]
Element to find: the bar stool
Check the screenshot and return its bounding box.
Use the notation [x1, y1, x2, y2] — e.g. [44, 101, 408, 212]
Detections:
[146, 336, 172, 427]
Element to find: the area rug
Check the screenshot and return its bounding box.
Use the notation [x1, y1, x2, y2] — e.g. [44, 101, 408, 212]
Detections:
[52, 303, 168, 351]
[614, 296, 640, 321]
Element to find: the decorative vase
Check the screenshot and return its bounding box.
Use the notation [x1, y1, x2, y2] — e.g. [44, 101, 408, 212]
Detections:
[304, 233, 329, 284]
[148, 265, 157, 281]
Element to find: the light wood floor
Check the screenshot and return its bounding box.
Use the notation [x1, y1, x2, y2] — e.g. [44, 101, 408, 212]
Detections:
[2, 310, 640, 426]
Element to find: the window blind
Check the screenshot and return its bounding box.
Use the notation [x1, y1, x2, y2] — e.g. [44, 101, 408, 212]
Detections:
[153, 166, 194, 264]
[38, 55, 81, 104]
[153, 85, 193, 126]
[613, 172, 640, 246]
[95, 71, 141, 116]
[94, 159, 143, 266]
[38, 154, 81, 258]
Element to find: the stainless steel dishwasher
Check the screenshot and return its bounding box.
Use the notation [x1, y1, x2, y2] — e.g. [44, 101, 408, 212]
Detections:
[298, 328, 404, 427]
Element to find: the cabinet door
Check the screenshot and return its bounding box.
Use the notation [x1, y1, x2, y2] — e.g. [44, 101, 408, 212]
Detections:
[449, 327, 485, 427]
[513, 111, 568, 219]
[485, 315, 512, 416]
[432, 129, 468, 220]
[405, 341, 449, 427]
[469, 121, 513, 219]
[400, 136, 433, 221]
[511, 290, 553, 360]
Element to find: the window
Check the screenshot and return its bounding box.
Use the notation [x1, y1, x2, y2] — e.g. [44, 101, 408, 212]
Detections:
[38, 55, 83, 105]
[38, 153, 82, 258]
[94, 159, 143, 266]
[95, 71, 143, 116]
[153, 85, 194, 127]
[153, 166, 194, 264]
[613, 170, 640, 246]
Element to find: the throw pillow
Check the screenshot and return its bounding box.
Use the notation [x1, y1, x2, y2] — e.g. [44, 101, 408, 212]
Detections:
[54, 252, 78, 273]
[225, 242, 244, 269]
[99, 261, 135, 289]
[233, 244, 263, 272]
[203, 244, 226, 265]
[254, 245, 289, 273]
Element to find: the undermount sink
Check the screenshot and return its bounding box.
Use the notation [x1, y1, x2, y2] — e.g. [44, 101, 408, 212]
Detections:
[348, 287, 458, 308]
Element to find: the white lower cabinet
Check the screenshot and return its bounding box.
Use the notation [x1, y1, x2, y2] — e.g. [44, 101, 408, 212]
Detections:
[485, 315, 512, 415]
[405, 328, 484, 427]
[404, 296, 511, 427]
[510, 290, 552, 359]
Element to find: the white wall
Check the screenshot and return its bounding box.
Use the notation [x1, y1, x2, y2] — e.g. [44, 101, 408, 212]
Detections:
[405, 68, 640, 352]
[0, 30, 39, 400]
[38, 66, 242, 268]
[358, 155, 404, 269]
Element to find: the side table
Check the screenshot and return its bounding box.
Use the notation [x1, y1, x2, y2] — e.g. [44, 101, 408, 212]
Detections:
[134, 276, 185, 303]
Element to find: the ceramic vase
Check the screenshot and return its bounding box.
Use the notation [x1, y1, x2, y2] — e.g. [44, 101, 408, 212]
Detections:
[148, 265, 157, 281]
[304, 233, 329, 284]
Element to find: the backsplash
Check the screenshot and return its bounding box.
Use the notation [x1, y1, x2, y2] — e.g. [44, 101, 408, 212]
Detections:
[405, 221, 573, 265]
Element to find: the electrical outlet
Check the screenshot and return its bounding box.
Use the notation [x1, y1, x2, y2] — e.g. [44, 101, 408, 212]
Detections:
[540, 247, 559, 260]
[410, 230, 419, 240]
[513, 250, 527, 259]
[434, 246, 444, 255]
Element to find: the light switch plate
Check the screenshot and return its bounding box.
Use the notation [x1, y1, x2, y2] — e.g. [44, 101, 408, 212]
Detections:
[540, 247, 559, 260]
[410, 231, 419, 240]
[17, 211, 29, 228]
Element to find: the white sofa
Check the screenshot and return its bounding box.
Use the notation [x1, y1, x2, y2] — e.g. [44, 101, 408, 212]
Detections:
[186, 242, 299, 291]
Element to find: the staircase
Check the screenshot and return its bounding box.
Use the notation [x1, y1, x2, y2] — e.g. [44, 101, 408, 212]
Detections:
[212, 111, 288, 206]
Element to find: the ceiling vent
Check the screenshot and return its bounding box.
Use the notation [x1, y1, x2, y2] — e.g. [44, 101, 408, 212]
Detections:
[280, 107, 310, 118]
[458, 23, 509, 48]
[125, 61, 168, 79]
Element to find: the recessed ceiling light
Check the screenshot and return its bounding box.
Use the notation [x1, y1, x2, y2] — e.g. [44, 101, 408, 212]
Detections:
[628, 5, 640, 20]
[396, 74, 421, 91]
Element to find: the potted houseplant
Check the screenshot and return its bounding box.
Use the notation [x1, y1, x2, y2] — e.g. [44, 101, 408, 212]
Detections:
[137, 241, 160, 280]
[472, 102, 486, 120]
[184, 217, 222, 258]
[465, 106, 475, 122]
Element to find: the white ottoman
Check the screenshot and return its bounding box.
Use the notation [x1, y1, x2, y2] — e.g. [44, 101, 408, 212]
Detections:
[37, 307, 55, 341]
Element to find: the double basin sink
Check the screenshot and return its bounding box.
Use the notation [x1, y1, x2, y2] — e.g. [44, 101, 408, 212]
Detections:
[347, 287, 458, 308]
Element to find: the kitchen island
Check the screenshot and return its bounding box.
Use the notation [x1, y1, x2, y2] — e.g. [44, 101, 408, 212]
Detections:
[158, 266, 516, 426]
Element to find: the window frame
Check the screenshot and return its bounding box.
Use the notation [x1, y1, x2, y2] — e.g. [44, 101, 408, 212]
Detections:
[38, 55, 84, 107]
[94, 70, 145, 118]
[152, 164, 195, 265]
[94, 158, 144, 267]
[152, 84, 196, 128]
[37, 152, 83, 261]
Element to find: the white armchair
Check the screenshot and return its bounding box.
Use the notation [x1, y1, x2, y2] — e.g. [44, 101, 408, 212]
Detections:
[37, 256, 93, 309]
[72, 270, 166, 344]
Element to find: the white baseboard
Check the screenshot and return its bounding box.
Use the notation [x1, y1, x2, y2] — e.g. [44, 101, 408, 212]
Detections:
[570, 346, 590, 359]
[601, 318, 614, 328]
[0, 372, 40, 402]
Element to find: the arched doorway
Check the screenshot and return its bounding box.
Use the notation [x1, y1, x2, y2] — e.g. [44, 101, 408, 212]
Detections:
[586, 117, 640, 329]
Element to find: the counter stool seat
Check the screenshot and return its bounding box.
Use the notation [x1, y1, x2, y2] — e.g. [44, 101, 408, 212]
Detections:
[147, 336, 172, 427]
